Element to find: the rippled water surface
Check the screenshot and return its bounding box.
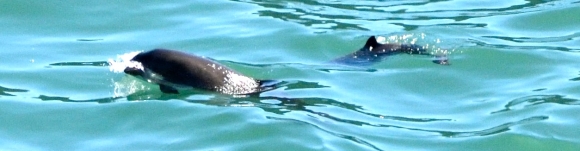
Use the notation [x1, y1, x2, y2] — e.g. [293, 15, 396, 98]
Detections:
[2, 0, 580, 150]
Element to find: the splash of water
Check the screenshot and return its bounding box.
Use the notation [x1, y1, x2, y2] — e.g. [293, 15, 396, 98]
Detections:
[107, 51, 147, 97]
[107, 51, 144, 73]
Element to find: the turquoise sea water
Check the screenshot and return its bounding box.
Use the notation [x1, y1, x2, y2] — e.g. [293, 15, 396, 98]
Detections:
[1, 0, 580, 150]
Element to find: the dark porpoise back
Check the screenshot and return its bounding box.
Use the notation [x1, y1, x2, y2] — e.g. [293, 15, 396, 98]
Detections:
[125, 49, 265, 94]
[125, 36, 447, 94]
[332, 36, 443, 66]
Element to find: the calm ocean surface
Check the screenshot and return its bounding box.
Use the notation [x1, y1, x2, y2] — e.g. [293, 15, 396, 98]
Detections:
[1, 0, 580, 150]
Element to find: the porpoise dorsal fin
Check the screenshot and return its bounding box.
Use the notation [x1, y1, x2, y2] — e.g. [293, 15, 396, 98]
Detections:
[363, 36, 380, 50]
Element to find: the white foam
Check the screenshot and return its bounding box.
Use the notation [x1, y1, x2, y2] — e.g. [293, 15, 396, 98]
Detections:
[108, 51, 144, 73]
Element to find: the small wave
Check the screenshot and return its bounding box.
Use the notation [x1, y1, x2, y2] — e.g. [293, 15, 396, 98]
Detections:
[492, 95, 580, 114]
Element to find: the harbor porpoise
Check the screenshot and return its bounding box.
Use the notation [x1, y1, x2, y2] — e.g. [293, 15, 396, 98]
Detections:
[333, 36, 448, 65]
[125, 36, 447, 94]
[124, 49, 272, 94]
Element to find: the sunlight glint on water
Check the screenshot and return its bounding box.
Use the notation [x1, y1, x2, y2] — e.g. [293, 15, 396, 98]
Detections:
[379, 33, 457, 56]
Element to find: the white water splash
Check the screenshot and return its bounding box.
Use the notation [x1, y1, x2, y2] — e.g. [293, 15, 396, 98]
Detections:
[107, 51, 144, 73]
[107, 51, 147, 97]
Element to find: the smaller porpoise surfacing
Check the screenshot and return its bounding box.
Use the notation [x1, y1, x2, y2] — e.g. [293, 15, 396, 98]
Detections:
[124, 49, 271, 94]
[333, 36, 448, 66]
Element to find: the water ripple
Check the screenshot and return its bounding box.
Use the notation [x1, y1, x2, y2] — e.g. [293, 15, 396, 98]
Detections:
[492, 95, 580, 114]
[224, 96, 452, 122]
[261, 96, 548, 139]
[0, 85, 28, 97]
[468, 38, 580, 52]
[436, 116, 549, 138]
[219, 60, 379, 73]
[267, 116, 384, 151]
[483, 32, 580, 43]
[21, 84, 551, 140]
[231, 0, 563, 31]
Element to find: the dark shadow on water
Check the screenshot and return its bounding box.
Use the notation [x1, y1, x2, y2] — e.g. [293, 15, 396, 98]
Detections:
[570, 77, 580, 81]
[0, 85, 28, 97]
[36, 95, 122, 103]
[492, 95, 580, 114]
[49, 61, 110, 67]
[569, 71, 580, 81]
[76, 38, 104, 42]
